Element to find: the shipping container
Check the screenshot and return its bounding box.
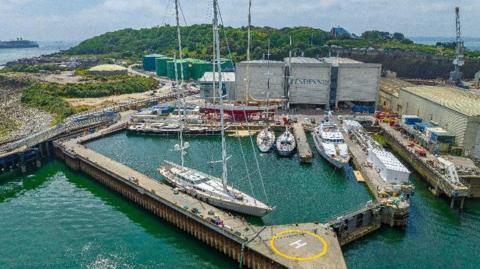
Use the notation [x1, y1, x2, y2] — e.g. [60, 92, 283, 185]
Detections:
[402, 115, 422, 125]
[143, 54, 164, 71]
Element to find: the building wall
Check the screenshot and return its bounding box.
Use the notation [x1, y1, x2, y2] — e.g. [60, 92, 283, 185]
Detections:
[200, 81, 236, 101]
[399, 90, 471, 148]
[377, 91, 399, 113]
[336, 63, 381, 104]
[235, 62, 285, 101]
[289, 63, 331, 105]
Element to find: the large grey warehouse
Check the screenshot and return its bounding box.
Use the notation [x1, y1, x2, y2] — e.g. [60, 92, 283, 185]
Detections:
[232, 57, 381, 109]
[399, 86, 480, 159]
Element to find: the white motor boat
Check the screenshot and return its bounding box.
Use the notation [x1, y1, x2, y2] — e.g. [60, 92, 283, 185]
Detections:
[312, 113, 350, 168]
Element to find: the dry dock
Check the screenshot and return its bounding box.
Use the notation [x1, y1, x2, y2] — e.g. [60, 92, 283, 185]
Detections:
[379, 122, 470, 208]
[54, 125, 347, 269]
[292, 123, 313, 163]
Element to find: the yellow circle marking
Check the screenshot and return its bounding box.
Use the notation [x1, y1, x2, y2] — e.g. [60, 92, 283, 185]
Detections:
[269, 229, 328, 261]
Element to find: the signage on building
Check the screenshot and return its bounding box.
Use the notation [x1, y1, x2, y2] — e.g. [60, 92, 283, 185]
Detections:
[289, 78, 330, 86]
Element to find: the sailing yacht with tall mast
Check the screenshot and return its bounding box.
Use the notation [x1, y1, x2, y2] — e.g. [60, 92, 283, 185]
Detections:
[158, 0, 273, 217]
[255, 21, 275, 152]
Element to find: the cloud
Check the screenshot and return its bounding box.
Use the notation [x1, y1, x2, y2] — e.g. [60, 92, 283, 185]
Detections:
[0, 0, 478, 41]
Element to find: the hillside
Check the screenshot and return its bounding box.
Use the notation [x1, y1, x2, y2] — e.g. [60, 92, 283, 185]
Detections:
[64, 24, 473, 62]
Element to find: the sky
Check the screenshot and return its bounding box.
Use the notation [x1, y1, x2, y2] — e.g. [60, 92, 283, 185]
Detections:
[0, 0, 479, 42]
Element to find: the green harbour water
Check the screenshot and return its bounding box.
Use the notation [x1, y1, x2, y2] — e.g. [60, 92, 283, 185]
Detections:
[0, 131, 479, 268]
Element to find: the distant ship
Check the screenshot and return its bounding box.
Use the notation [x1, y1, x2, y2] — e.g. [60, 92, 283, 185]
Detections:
[312, 112, 350, 168]
[0, 38, 39, 49]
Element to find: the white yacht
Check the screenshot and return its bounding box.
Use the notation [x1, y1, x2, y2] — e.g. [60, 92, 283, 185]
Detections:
[159, 161, 272, 217]
[276, 128, 296, 156]
[158, 0, 273, 217]
[312, 112, 350, 168]
[256, 128, 275, 152]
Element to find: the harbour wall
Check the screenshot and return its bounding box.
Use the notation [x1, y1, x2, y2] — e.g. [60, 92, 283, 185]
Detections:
[53, 143, 287, 269]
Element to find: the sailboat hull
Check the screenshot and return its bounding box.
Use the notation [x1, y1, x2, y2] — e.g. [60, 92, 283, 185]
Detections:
[158, 163, 272, 217]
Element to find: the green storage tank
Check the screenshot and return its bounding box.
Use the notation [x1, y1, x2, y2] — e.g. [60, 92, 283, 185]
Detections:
[191, 61, 213, 80]
[167, 60, 191, 80]
[220, 58, 234, 71]
[143, 54, 164, 71]
[155, 57, 172, 77]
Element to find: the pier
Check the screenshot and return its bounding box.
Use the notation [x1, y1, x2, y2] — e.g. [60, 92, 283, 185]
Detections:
[54, 124, 348, 269]
[378, 122, 470, 208]
[292, 123, 313, 163]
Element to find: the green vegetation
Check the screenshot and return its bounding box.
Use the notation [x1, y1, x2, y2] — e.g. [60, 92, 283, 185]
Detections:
[63, 25, 480, 61]
[21, 83, 75, 123]
[2, 64, 66, 73]
[20, 75, 158, 122]
[62, 75, 158, 98]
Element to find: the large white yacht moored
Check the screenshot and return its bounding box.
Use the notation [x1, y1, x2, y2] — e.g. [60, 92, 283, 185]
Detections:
[158, 0, 273, 218]
[312, 112, 350, 168]
[159, 161, 273, 217]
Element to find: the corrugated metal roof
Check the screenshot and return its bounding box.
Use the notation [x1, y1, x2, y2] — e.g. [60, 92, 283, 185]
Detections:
[402, 86, 480, 117]
[380, 78, 414, 97]
[284, 57, 323, 64]
[240, 60, 283, 64]
[322, 57, 362, 66]
[199, 72, 235, 82]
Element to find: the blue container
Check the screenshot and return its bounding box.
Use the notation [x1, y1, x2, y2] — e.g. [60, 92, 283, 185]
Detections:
[352, 105, 375, 113]
[415, 122, 435, 132]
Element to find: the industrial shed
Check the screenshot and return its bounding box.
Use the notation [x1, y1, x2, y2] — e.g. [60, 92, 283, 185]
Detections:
[199, 72, 236, 101]
[235, 60, 285, 102]
[323, 57, 381, 108]
[378, 78, 414, 113]
[399, 86, 480, 158]
[286, 57, 331, 106]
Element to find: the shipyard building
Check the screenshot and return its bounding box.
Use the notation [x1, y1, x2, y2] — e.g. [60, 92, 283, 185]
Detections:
[323, 57, 381, 108]
[398, 86, 480, 158]
[286, 57, 331, 105]
[233, 57, 381, 109]
[199, 72, 236, 100]
[378, 78, 415, 113]
[235, 60, 285, 101]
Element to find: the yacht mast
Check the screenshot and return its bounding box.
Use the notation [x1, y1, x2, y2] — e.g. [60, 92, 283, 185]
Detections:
[245, 0, 252, 103]
[213, 0, 228, 189]
[175, 0, 186, 166]
[265, 39, 271, 124]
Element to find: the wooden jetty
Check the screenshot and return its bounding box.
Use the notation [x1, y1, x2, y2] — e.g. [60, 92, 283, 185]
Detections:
[292, 123, 313, 163]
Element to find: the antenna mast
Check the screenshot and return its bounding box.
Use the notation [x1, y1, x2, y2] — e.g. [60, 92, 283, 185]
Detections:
[213, 0, 228, 189]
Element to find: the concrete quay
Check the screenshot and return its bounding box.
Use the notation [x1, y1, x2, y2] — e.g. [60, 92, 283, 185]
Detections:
[378, 122, 469, 208]
[292, 123, 313, 163]
[54, 125, 347, 269]
[342, 128, 411, 227]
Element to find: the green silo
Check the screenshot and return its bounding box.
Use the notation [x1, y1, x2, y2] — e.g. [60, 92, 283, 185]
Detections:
[220, 58, 234, 71]
[155, 56, 172, 77]
[143, 54, 164, 71]
[167, 60, 191, 80]
[191, 60, 213, 80]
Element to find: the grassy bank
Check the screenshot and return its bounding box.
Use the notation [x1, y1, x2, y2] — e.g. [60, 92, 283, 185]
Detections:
[20, 75, 158, 123]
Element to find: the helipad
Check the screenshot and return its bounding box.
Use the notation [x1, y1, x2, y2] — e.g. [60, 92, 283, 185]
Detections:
[270, 229, 329, 261]
[247, 223, 347, 269]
